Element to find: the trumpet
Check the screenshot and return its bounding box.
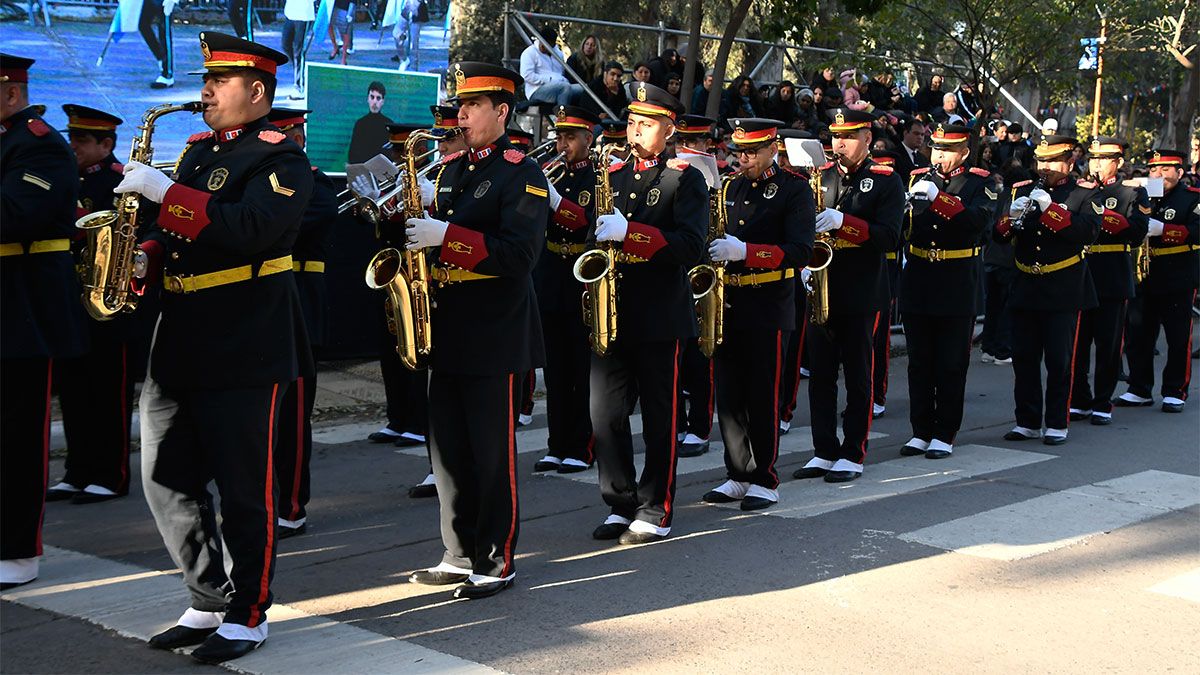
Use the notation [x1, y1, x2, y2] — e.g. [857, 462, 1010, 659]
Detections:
[526, 137, 558, 163]
[336, 145, 441, 215]
[338, 160, 441, 221]
[541, 150, 567, 184]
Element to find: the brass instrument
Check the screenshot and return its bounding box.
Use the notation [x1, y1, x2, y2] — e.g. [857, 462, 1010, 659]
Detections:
[573, 144, 622, 356]
[336, 144, 443, 216]
[526, 137, 558, 163]
[364, 129, 439, 370]
[805, 165, 834, 326]
[76, 101, 206, 320]
[541, 150, 567, 184]
[1134, 237, 1151, 284]
[1009, 176, 1046, 232]
[688, 175, 733, 358]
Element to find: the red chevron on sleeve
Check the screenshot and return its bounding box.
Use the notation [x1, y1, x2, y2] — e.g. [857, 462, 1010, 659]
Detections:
[1040, 203, 1071, 232]
[836, 213, 869, 244]
[553, 198, 587, 231]
[623, 222, 668, 259]
[929, 193, 964, 220]
[745, 244, 784, 269]
[1101, 209, 1130, 235]
[439, 223, 487, 269]
[159, 184, 211, 240]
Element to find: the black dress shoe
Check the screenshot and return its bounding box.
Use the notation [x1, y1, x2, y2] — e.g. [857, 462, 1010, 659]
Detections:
[70, 491, 122, 505]
[618, 530, 666, 545]
[0, 578, 36, 591]
[1068, 410, 1090, 421]
[147, 625, 217, 650]
[453, 578, 512, 599]
[1090, 414, 1113, 425]
[191, 634, 262, 664]
[533, 459, 561, 472]
[1162, 402, 1185, 413]
[592, 522, 627, 540]
[1113, 397, 1153, 407]
[278, 523, 307, 539]
[556, 462, 590, 474]
[409, 569, 469, 585]
[393, 435, 425, 447]
[899, 444, 927, 456]
[740, 496, 776, 511]
[823, 470, 861, 483]
[1003, 430, 1036, 441]
[1042, 435, 1067, 446]
[367, 431, 401, 443]
[792, 466, 828, 479]
[924, 449, 952, 460]
[45, 488, 78, 502]
[678, 441, 709, 458]
[407, 483, 437, 499]
[701, 490, 739, 504]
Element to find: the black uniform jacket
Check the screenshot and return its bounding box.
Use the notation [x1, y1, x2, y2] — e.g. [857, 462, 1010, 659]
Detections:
[819, 158, 904, 313]
[994, 176, 1102, 312]
[294, 167, 336, 347]
[1, 107, 89, 360]
[721, 163, 814, 331]
[1088, 176, 1150, 300]
[534, 158, 594, 315]
[899, 165, 997, 316]
[1143, 183, 1200, 294]
[142, 116, 315, 389]
[605, 153, 708, 343]
[429, 136, 548, 375]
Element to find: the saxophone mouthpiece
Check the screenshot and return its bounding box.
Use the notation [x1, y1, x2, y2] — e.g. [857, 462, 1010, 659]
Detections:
[185, 102, 209, 112]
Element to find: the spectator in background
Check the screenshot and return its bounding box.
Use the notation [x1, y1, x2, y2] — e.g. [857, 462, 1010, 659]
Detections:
[818, 86, 843, 119]
[282, 0, 314, 95]
[665, 72, 683, 101]
[583, 60, 628, 120]
[932, 92, 958, 123]
[794, 87, 819, 130]
[692, 70, 714, 114]
[915, 74, 944, 113]
[811, 67, 838, 94]
[1070, 143, 1087, 177]
[328, 0, 355, 65]
[894, 117, 930, 182]
[954, 82, 981, 123]
[388, 0, 427, 72]
[719, 75, 761, 125]
[520, 24, 584, 106]
[632, 61, 652, 83]
[764, 80, 799, 128]
[647, 48, 680, 88]
[566, 34, 603, 84]
[863, 72, 895, 110]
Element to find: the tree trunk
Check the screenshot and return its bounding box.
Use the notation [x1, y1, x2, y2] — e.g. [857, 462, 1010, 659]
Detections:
[681, 1, 704, 112]
[705, 0, 755, 121]
[1167, 40, 1199, 149]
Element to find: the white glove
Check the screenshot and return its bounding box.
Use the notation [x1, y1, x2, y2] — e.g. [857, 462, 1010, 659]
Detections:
[114, 160, 174, 203]
[1008, 196, 1031, 219]
[800, 268, 813, 289]
[546, 179, 563, 211]
[1029, 188, 1052, 212]
[595, 211, 629, 242]
[163, 0, 179, 16]
[133, 250, 148, 279]
[405, 214, 449, 250]
[351, 174, 380, 200]
[910, 179, 939, 201]
[1147, 217, 1165, 238]
[814, 208, 844, 233]
[418, 175, 435, 207]
[708, 234, 746, 262]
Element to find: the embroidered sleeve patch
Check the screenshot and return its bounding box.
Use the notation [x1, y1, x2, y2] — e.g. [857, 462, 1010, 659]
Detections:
[268, 172, 295, 196]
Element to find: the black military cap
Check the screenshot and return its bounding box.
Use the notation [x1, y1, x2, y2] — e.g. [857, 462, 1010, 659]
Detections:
[506, 126, 534, 148]
[1147, 148, 1187, 167]
[267, 107, 310, 131]
[600, 118, 627, 141]
[827, 107, 874, 133]
[383, 123, 426, 149]
[430, 104, 459, 133]
[193, 32, 288, 75]
[776, 128, 815, 151]
[0, 53, 34, 83]
[930, 122, 971, 147]
[627, 81, 684, 121]
[554, 105, 600, 131]
[62, 104, 123, 132]
[675, 114, 715, 137]
[449, 62, 522, 101]
[728, 117, 784, 151]
[870, 148, 899, 166]
[1034, 134, 1077, 160]
[1088, 136, 1126, 158]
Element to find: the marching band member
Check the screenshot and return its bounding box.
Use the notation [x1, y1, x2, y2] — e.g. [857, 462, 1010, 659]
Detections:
[589, 82, 707, 544]
[898, 123, 997, 458]
[267, 106, 337, 537]
[534, 105, 601, 474]
[701, 118, 813, 510]
[995, 134, 1102, 445]
[123, 33, 314, 662]
[51, 105, 135, 505]
[1070, 137, 1149, 424]
[792, 108, 903, 483]
[870, 148, 900, 421]
[1117, 148, 1199, 413]
[775, 128, 817, 434]
[1, 54, 88, 589]
[405, 62, 547, 599]
[599, 117, 627, 148]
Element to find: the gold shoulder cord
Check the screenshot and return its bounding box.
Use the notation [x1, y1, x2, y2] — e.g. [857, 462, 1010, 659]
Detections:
[906, 173, 919, 240]
[432, 163, 448, 213]
[170, 143, 193, 179]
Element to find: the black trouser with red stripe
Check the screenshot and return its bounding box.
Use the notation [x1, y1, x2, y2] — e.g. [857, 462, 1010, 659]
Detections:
[592, 339, 681, 529]
[429, 370, 520, 579]
[1011, 309, 1081, 431]
[1072, 298, 1128, 413]
[904, 314, 975, 443]
[676, 339, 714, 439]
[1126, 289, 1196, 401]
[716, 329, 783, 488]
[58, 340, 135, 494]
[873, 300, 892, 407]
[140, 375, 285, 627]
[516, 370, 536, 418]
[808, 311, 879, 465]
[380, 325, 428, 438]
[276, 374, 316, 522]
[779, 289, 809, 424]
[540, 308, 594, 462]
[1, 357, 52, 561]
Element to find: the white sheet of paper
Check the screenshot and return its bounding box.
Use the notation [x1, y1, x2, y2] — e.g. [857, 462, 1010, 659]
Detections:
[784, 138, 826, 170]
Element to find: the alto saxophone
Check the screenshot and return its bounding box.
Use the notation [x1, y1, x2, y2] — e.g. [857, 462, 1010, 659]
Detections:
[805, 165, 834, 326]
[365, 130, 439, 370]
[76, 101, 206, 320]
[573, 144, 623, 356]
[1134, 237, 1151, 284]
[688, 175, 733, 358]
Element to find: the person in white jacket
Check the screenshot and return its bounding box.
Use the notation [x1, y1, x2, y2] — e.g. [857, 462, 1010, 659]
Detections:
[282, 0, 316, 95]
[519, 25, 583, 107]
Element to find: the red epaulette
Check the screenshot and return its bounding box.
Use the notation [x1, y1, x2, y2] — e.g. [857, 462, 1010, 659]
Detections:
[781, 166, 805, 178]
[27, 118, 50, 137]
[187, 131, 214, 144]
[311, 165, 319, 172]
[869, 164, 894, 175]
[969, 167, 991, 177]
[608, 161, 626, 173]
[504, 148, 525, 164]
[1076, 179, 1097, 189]
[258, 130, 286, 144]
[1187, 186, 1200, 193]
[666, 158, 689, 171]
[110, 162, 124, 174]
[910, 167, 932, 176]
[1011, 179, 1033, 188]
[441, 150, 466, 165]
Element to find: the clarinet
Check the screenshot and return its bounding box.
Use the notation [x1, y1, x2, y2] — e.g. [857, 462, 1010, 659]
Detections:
[1010, 176, 1045, 232]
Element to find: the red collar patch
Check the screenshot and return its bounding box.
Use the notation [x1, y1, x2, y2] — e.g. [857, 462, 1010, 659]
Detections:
[468, 144, 495, 162]
[217, 125, 245, 142]
[635, 158, 659, 172]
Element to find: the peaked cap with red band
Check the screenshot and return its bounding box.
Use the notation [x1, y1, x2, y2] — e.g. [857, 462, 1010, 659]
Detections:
[62, 104, 123, 133]
[554, 105, 600, 131]
[0, 53, 34, 84]
[626, 82, 684, 121]
[190, 32, 288, 76]
[267, 106, 310, 131]
[728, 117, 783, 150]
[449, 62, 522, 101]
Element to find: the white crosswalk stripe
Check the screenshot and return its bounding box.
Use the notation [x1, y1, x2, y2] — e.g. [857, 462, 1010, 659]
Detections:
[710, 444, 1054, 518]
[1147, 568, 1200, 603]
[898, 470, 1200, 561]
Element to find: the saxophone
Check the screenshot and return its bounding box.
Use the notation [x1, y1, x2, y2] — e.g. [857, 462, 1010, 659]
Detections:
[805, 165, 834, 326]
[573, 144, 622, 356]
[1134, 238, 1151, 284]
[76, 101, 206, 320]
[365, 129, 439, 370]
[688, 175, 732, 358]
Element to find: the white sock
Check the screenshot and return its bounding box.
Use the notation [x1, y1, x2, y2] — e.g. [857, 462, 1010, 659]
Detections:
[627, 519, 670, 536]
[830, 458, 864, 473]
[216, 621, 267, 642]
[803, 456, 834, 470]
[745, 484, 778, 502]
[429, 561, 472, 575]
[1069, 407, 1091, 416]
[538, 455, 562, 465]
[927, 439, 953, 453]
[374, 426, 401, 437]
[603, 514, 631, 526]
[277, 516, 306, 528]
[48, 482, 80, 492]
[177, 607, 224, 630]
[0, 558, 39, 585]
[779, 420, 791, 431]
[904, 437, 930, 451]
[681, 433, 708, 445]
[560, 458, 588, 468]
[81, 484, 117, 496]
[710, 479, 749, 499]
[873, 403, 886, 415]
[417, 473, 436, 487]
[1163, 396, 1185, 405]
[466, 572, 514, 584]
[1044, 428, 1068, 439]
[399, 431, 426, 442]
[1010, 426, 1041, 438]
[1119, 392, 1152, 403]
[1092, 411, 1112, 419]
